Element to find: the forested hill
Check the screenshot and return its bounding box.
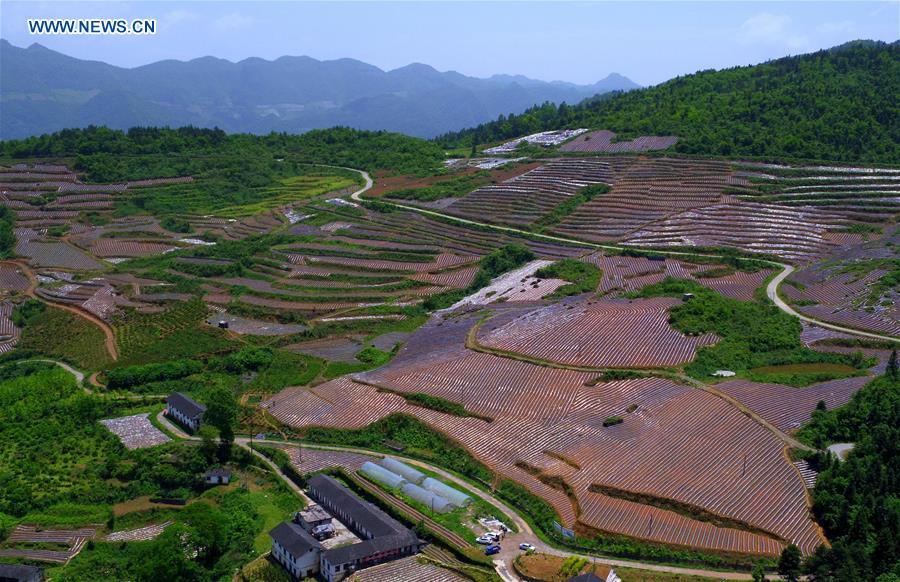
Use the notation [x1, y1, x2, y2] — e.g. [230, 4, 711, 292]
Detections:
[438, 40, 900, 164]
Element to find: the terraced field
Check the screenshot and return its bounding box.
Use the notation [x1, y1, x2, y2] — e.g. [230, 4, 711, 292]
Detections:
[0, 526, 95, 564]
[443, 158, 614, 227]
[733, 162, 900, 223]
[477, 296, 718, 368]
[0, 301, 21, 354]
[559, 130, 678, 153]
[715, 376, 871, 432]
[780, 228, 899, 335]
[584, 253, 774, 300]
[425, 155, 898, 265]
[3, 151, 896, 570]
[266, 314, 826, 557]
[620, 201, 842, 262]
[215, 174, 358, 217]
[112, 298, 217, 362]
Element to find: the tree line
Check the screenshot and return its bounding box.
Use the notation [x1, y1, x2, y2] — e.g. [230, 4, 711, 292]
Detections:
[437, 41, 900, 164]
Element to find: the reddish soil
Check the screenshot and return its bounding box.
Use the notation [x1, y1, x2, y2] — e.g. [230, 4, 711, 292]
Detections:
[368, 163, 540, 198]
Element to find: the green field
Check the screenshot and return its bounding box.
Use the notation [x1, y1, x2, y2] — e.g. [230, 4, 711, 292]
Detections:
[216, 174, 359, 217]
[112, 299, 240, 365]
[118, 172, 358, 219]
[17, 306, 111, 370]
[751, 363, 858, 375]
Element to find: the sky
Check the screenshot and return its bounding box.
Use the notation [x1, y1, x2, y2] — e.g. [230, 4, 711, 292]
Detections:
[1, 1, 898, 86]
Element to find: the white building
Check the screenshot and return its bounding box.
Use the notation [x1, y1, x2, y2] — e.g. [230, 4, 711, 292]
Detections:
[269, 521, 322, 580]
[166, 392, 206, 433]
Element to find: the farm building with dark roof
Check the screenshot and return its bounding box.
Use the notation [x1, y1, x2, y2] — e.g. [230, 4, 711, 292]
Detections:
[166, 392, 206, 432]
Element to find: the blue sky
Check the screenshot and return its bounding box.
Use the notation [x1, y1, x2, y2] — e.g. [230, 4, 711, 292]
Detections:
[2, 1, 897, 86]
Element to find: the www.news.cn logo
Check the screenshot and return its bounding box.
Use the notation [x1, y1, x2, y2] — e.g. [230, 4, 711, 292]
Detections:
[28, 19, 156, 35]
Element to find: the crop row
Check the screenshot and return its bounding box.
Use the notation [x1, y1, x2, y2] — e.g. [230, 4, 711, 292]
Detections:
[477, 296, 718, 368]
[559, 130, 678, 153]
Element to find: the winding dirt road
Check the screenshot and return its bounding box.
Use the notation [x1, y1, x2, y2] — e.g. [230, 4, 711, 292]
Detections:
[347, 167, 898, 343]
[767, 264, 899, 343]
[4, 260, 119, 360]
[154, 406, 759, 581]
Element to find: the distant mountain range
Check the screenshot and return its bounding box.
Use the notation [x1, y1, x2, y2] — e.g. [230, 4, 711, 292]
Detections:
[0, 40, 639, 139]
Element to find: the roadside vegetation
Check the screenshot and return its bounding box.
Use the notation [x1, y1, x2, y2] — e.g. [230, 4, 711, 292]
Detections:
[631, 278, 870, 383]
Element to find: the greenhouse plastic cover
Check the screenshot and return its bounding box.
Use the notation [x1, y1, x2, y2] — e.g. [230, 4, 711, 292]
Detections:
[422, 477, 471, 507]
[380, 457, 426, 484]
[401, 482, 454, 514]
[360, 461, 407, 489]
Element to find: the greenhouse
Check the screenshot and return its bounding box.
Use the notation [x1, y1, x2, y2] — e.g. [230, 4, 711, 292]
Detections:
[422, 477, 472, 507]
[380, 457, 426, 484]
[401, 483, 455, 514]
[360, 461, 407, 489]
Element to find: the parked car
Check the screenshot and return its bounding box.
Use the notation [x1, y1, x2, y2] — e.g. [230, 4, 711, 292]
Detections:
[475, 535, 494, 544]
[518, 542, 535, 551]
[485, 544, 501, 556]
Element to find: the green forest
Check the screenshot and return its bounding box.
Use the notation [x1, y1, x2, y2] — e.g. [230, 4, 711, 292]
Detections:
[1, 126, 445, 178]
[797, 366, 900, 581]
[438, 41, 900, 164]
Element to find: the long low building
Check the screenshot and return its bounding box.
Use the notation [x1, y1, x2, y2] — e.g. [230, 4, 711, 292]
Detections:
[270, 522, 322, 580]
[271, 474, 424, 581]
[165, 392, 206, 432]
[310, 474, 425, 581]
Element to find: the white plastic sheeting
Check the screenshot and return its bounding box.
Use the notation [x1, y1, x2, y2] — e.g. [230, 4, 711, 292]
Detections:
[422, 477, 471, 507]
[360, 461, 407, 489]
[401, 483, 455, 514]
[380, 458, 426, 484]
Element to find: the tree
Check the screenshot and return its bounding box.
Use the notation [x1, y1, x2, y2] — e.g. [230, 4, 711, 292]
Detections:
[752, 562, 769, 582]
[779, 544, 802, 582]
[203, 387, 237, 461]
[888, 349, 898, 381]
[198, 425, 219, 464]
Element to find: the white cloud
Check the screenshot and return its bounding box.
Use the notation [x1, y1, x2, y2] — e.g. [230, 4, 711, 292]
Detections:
[738, 12, 809, 51]
[209, 13, 254, 33]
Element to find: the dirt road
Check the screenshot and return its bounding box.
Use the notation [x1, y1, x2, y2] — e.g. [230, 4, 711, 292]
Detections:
[4, 260, 119, 360]
[346, 166, 899, 343]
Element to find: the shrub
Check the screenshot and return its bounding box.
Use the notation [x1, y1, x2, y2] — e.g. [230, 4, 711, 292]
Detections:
[535, 259, 601, 297]
[106, 359, 204, 389]
[10, 299, 45, 328]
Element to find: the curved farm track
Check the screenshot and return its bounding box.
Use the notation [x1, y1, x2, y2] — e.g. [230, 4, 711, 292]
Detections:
[347, 167, 899, 343]
[4, 260, 119, 361]
[156, 406, 765, 582]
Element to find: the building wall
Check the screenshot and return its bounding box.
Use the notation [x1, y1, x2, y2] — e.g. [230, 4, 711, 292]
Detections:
[272, 539, 320, 579]
[319, 542, 422, 582]
[167, 405, 200, 432]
